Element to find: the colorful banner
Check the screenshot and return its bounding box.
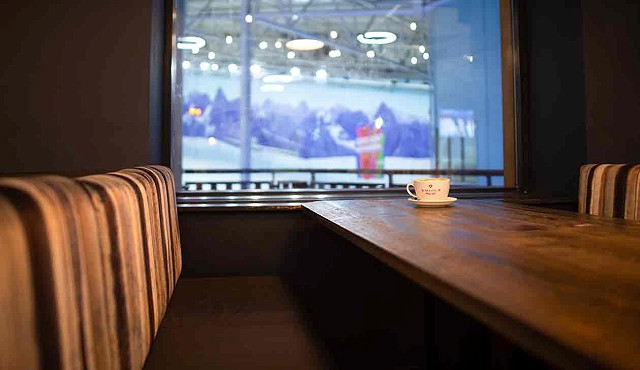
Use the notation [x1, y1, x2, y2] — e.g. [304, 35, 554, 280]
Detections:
[355, 126, 385, 179]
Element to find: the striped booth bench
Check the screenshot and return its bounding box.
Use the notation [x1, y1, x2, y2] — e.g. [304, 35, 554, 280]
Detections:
[579, 164, 640, 220]
[0, 166, 181, 370]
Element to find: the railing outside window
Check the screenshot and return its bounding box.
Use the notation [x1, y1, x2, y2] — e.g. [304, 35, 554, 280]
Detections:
[183, 168, 503, 190]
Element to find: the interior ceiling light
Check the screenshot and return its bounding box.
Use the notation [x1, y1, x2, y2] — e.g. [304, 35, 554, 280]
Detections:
[250, 64, 262, 75]
[356, 31, 397, 45]
[263, 75, 294, 84]
[315, 69, 328, 79]
[177, 36, 206, 50]
[260, 84, 285, 92]
[286, 38, 324, 51]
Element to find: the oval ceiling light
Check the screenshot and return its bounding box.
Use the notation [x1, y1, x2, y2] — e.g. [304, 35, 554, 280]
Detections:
[285, 38, 324, 51]
[177, 36, 206, 50]
[356, 31, 397, 45]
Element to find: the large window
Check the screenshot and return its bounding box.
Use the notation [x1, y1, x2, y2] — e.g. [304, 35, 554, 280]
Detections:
[171, 0, 514, 191]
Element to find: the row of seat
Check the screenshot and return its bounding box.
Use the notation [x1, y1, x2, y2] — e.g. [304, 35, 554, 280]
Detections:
[579, 164, 640, 220]
[0, 165, 181, 370]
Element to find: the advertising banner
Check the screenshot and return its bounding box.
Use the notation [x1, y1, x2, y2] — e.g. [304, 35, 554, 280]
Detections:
[356, 125, 385, 179]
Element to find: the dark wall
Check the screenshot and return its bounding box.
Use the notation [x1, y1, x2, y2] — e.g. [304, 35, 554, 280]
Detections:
[0, 0, 165, 175]
[178, 210, 317, 277]
[520, 0, 586, 197]
[521, 0, 640, 198]
[582, 0, 640, 164]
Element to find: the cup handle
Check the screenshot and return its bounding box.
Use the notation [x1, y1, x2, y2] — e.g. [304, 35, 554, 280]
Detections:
[406, 183, 417, 198]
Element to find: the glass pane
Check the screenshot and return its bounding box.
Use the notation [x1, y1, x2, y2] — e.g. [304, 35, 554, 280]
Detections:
[175, 0, 505, 190]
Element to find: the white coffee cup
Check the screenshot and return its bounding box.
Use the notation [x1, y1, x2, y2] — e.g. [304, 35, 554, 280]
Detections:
[406, 178, 450, 200]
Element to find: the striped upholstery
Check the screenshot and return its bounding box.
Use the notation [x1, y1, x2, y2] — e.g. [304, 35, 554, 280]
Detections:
[579, 164, 640, 219]
[0, 194, 39, 370]
[0, 165, 181, 370]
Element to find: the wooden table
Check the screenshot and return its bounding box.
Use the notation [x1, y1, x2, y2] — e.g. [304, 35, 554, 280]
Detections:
[303, 199, 640, 370]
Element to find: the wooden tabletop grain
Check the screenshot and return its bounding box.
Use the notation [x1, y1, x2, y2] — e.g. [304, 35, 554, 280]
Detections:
[303, 199, 640, 370]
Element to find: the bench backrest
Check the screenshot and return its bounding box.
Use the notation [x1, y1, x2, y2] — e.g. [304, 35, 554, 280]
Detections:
[0, 165, 181, 370]
[579, 164, 640, 219]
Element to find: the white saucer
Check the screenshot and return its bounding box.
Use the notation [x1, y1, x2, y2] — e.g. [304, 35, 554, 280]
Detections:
[408, 197, 457, 207]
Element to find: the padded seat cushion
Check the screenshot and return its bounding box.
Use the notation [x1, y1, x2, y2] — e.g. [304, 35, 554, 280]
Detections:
[0, 165, 182, 370]
[143, 276, 332, 370]
[579, 164, 640, 219]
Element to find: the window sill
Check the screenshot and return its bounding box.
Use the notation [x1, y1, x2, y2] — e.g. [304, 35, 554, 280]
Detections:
[177, 187, 518, 212]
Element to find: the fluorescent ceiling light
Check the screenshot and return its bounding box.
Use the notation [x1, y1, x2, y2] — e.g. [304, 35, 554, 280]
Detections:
[250, 64, 262, 76]
[356, 31, 397, 45]
[177, 36, 206, 50]
[260, 84, 285, 92]
[286, 38, 324, 51]
[374, 117, 384, 129]
[315, 69, 328, 80]
[328, 49, 341, 58]
[263, 75, 294, 84]
[290, 67, 301, 77]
